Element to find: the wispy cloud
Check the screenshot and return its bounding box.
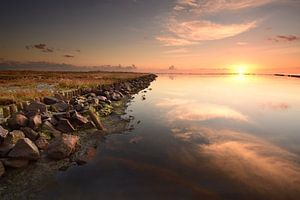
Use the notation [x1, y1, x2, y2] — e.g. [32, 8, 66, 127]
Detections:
[157, 0, 272, 46]
[156, 36, 197, 46]
[268, 35, 300, 42]
[26, 43, 54, 53]
[174, 0, 275, 14]
[164, 48, 189, 54]
[167, 19, 257, 41]
[63, 54, 75, 58]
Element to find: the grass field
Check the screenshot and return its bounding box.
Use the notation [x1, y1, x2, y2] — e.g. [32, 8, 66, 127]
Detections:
[0, 71, 147, 105]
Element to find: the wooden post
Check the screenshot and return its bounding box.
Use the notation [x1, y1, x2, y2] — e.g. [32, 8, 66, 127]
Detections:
[22, 101, 29, 110]
[87, 109, 105, 130]
[3, 107, 10, 118]
[16, 102, 23, 111]
[9, 104, 18, 115]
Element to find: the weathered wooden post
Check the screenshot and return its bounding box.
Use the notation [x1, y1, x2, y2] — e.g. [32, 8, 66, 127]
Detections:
[2, 107, 10, 118]
[16, 102, 23, 111]
[87, 109, 105, 130]
[9, 104, 18, 115]
[22, 101, 29, 110]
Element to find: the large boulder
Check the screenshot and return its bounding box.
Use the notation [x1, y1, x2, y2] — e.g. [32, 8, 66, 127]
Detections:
[2, 158, 29, 168]
[26, 101, 47, 113]
[47, 134, 79, 159]
[43, 96, 59, 105]
[8, 138, 40, 160]
[0, 125, 9, 143]
[55, 118, 75, 133]
[28, 114, 42, 130]
[21, 127, 39, 141]
[0, 161, 5, 177]
[7, 113, 28, 130]
[42, 121, 61, 138]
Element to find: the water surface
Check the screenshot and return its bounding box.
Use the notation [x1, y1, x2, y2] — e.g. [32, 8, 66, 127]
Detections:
[43, 75, 300, 200]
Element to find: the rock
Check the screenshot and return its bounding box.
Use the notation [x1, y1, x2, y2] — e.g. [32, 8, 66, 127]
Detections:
[56, 118, 75, 133]
[111, 92, 122, 101]
[52, 101, 70, 112]
[47, 134, 79, 160]
[54, 93, 65, 101]
[26, 101, 47, 113]
[7, 113, 29, 130]
[0, 161, 5, 177]
[0, 125, 9, 143]
[20, 127, 39, 141]
[8, 138, 40, 160]
[0, 142, 14, 157]
[43, 96, 59, 105]
[97, 96, 107, 102]
[28, 114, 42, 130]
[35, 137, 49, 150]
[42, 121, 61, 138]
[8, 130, 25, 144]
[71, 112, 89, 127]
[3, 158, 29, 168]
[76, 147, 97, 165]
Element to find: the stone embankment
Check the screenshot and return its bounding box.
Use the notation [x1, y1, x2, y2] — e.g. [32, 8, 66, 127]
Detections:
[0, 74, 157, 177]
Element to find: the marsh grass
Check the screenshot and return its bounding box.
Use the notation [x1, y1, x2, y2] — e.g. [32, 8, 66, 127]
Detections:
[0, 70, 147, 105]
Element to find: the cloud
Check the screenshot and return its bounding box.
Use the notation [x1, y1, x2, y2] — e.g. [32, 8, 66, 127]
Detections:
[164, 48, 188, 54]
[156, 98, 249, 122]
[63, 54, 75, 58]
[237, 42, 248, 45]
[175, 0, 275, 14]
[169, 125, 300, 196]
[268, 35, 300, 42]
[156, 36, 197, 46]
[26, 43, 54, 53]
[167, 19, 257, 41]
[157, 0, 270, 46]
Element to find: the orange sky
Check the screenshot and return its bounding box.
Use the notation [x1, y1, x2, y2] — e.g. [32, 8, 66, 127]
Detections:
[0, 0, 300, 73]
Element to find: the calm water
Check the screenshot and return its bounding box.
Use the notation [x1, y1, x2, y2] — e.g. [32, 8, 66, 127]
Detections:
[43, 75, 300, 200]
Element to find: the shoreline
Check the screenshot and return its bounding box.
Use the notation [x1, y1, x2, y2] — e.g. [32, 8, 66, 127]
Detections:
[0, 74, 157, 199]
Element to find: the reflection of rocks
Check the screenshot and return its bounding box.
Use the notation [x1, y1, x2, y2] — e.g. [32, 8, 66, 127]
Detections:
[3, 159, 29, 168]
[0, 161, 5, 177]
[129, 136, 143, 144]
[76, 147, 97, 165]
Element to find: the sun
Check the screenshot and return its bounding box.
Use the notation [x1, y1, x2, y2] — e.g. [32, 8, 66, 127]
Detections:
[238, 66, 246, 75]
[232, 64, 248, 75]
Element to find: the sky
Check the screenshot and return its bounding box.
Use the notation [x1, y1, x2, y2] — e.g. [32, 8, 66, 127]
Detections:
[0, 0, 300, 73]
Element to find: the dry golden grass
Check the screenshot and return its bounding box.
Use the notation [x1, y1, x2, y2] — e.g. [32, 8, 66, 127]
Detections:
[0, 70, 147, 105]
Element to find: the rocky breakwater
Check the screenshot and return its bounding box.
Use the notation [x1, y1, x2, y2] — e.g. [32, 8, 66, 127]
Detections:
[0, 74, 157, 177]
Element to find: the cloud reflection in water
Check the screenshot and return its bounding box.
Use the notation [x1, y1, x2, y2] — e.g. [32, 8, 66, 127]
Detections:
[158, 97, 300, 198]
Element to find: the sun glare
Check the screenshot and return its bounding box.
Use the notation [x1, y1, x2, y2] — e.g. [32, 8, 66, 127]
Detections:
[238, 66, 246, 75]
